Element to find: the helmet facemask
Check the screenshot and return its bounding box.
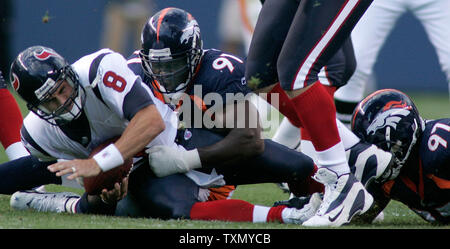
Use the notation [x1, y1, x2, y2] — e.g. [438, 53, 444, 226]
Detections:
[30, 66, 85, 125]
[140, 46, 202, 95]
[366, 108, 424, 167]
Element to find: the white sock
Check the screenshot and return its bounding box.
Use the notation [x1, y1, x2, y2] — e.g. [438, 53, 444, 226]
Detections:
[316, 142, 350, 176]
[252, 205, 271, 223]
[336, 118, 360, 150]
[300, 139, 318, 163]
[271, 118, 301, 150]
[5, 142, 30, 161]
[64, 197, 81, 213]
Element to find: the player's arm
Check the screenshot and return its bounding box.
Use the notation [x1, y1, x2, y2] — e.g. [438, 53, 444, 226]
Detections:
[49, 53, 165, 179]
[49, 98, 164, 180]
[147, 97, 265, 177]
[115, 104, 164, 161]
[197, 98, 264, 165]
[180, 53, 265, 165]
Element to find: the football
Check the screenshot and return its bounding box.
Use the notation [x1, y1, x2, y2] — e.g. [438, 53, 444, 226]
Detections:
[83, 137, 133, 195]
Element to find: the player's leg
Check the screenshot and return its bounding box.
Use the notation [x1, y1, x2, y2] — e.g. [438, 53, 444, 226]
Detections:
[244, 0, 303, 127]
[334, 0, 404, 125]
[0, 71, 29, 160]
[0, 156, 60, 194]
[217, 140, 323, 196]
[271, 117, 301, 150]
[179, 127, 323, 196]
[126, 162, 318, 224]
[411, 0, 450, 97]
[277, 0, 375, 226]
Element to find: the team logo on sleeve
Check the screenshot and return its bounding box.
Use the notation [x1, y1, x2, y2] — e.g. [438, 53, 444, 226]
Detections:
[34, 49, 57, 60]
[11, 73, 20, 91]
[184, 129, 192, 140]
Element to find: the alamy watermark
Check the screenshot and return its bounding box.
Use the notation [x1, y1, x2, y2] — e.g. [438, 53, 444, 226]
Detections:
[171, 85, 281, 137]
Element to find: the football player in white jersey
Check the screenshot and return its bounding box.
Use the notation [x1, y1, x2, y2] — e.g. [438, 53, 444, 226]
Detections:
[8, 45, 175, 214]
[11, 46, 171, 180]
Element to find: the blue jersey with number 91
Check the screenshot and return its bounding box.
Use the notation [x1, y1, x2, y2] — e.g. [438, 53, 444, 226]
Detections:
[384, 118, 450, 223]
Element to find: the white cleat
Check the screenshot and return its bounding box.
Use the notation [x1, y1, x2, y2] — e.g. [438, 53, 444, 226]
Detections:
[347, 142, 395, 184]
[302, 168, 374, 227]
[282, 193, 323, 224]
[10, 190, 80, 213]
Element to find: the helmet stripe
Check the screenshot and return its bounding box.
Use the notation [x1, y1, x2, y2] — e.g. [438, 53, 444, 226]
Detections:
[156, 8, 172, 42]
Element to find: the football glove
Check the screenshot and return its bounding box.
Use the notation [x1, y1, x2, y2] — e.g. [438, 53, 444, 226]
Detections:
[146, 145, 202, 177]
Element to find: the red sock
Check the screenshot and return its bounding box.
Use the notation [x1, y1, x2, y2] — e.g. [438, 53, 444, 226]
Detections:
[291, 82, 340, 151]
[324, 85, 337, 98]
[190, 200, 254, 222]
[266, 205, 286, 223]
[0, 89, 23, 149]
[190, 199, 288, 223]
[266, 83, 302, 128]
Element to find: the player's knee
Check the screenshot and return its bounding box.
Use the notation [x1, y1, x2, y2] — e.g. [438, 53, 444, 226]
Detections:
[238, 128, 265, 156]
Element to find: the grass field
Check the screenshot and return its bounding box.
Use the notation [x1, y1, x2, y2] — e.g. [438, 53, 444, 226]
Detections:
[0, 91, 449, 229]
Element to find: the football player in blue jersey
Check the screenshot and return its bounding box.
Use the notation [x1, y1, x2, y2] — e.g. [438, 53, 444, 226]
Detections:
[127, 7, 323, 195]
[124, 7, 329, 221]
[349, 89, 450, 224]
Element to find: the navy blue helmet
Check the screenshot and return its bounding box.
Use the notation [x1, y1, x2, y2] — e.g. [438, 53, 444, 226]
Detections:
[10, 46, 85, 125]
[139, 7, 203, 93]
[352, 89, 425, 166]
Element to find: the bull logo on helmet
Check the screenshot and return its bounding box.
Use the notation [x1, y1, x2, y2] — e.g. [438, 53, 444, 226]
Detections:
[367, 108, 411, 136]
[34, 49, 57, 61]
[11, 73, 20, 91]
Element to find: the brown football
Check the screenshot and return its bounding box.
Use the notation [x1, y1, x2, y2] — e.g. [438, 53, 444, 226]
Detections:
[83, 137, 133, 195]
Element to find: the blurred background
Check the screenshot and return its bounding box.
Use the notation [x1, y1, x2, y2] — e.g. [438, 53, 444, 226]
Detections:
[1, 0, 449, 94]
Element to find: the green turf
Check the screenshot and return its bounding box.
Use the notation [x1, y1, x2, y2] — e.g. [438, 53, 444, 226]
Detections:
[0, 91, 449, 229]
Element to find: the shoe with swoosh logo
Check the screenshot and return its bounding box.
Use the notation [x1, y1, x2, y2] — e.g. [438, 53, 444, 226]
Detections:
[302, 168, 373, 227]
[347, 141, 395, 185]
[10, 190, 80, 213]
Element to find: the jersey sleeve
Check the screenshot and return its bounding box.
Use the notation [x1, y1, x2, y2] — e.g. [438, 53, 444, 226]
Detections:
[96, 52, 154, 121]
[197, 50, 252, 111]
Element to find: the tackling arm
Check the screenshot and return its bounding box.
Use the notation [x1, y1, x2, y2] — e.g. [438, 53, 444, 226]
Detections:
[147, 99, 265, 177]
[197, 99, 264, 166]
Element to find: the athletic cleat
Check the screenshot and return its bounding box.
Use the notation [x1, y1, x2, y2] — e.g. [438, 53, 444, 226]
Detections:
[302, 168, 373, 227]
[10, 190, 80, 213]
[282, 193, 323, 224]
[347, 141, 395, 185]
[274, 195, 312, 209]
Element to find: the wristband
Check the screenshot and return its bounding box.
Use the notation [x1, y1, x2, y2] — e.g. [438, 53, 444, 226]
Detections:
[93, 144, 124, 172]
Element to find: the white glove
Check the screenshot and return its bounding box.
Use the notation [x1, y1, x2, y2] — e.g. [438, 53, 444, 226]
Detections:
[146, 145, 202, 177]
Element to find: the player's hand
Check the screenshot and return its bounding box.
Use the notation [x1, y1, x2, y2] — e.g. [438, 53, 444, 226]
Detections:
[48, 158, 102, 180]
[146, 145, 202, 177]
[100, 177, 128, 204]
